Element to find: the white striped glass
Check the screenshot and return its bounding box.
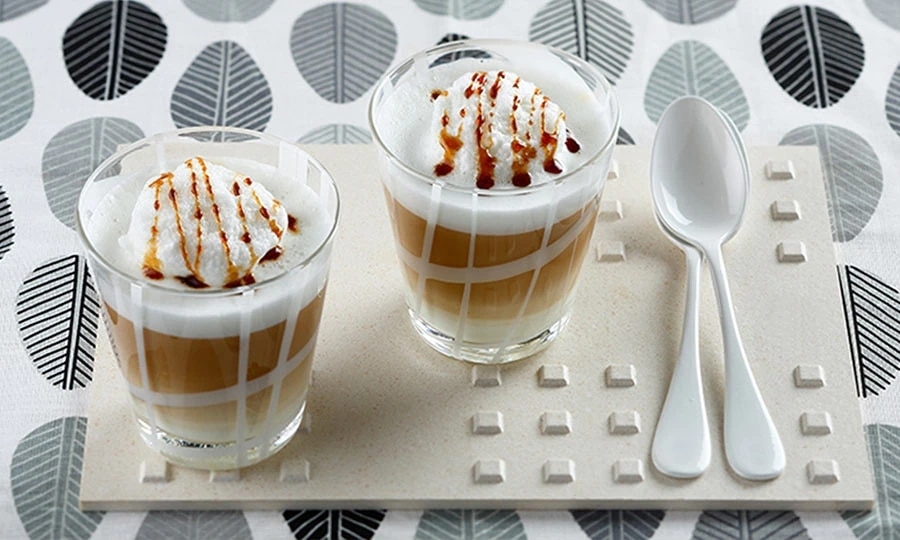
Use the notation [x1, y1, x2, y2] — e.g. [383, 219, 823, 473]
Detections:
[76, 127, 339, 470]
[369, 40, 619, 363]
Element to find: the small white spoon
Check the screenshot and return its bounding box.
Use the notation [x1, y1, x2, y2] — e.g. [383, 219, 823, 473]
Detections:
[650, 96, 785, 481]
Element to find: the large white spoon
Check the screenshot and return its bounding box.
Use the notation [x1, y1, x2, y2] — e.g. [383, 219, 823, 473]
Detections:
[650, 96, 785, 481]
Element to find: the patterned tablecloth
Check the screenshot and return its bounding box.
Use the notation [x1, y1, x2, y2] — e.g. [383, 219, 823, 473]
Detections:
[2, 0, 899, 538]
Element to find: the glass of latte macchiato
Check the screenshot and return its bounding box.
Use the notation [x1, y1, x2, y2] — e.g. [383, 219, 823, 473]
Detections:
[76, 127, 339, 470]
[369, 40, 619, 364]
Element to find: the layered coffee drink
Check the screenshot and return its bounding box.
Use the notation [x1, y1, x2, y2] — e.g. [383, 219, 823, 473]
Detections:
[370, 41, 619, 363]
[77, 129, 339, 469]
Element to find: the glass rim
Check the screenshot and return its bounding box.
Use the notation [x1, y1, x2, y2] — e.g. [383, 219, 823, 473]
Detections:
[75, 125, 341, 298]
[366, 38, 621, 197]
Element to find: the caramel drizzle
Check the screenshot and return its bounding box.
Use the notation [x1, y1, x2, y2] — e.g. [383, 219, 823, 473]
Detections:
[431, 71, 581, 189]
[142, 158, 288, 289]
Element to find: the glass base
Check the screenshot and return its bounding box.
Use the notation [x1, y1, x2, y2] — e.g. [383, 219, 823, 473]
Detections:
[410, 309, 570, 364]
[136, 404, 305, 471]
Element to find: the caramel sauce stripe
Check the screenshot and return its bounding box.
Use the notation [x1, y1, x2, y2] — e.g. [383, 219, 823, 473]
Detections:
[399, 204, 597, 284]
[125, 330, 317, 408]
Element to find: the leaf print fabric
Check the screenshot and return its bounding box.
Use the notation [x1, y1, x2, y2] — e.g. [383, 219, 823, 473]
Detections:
[182, 0, 274, 22]
[291, 3, 396, 104]
[760, 5, 864, 108]
[571, 510, 665, 540]
[170, 40, 272, 133]
[0, 37, 33, 141]
[644, 40, 749, 130]
[41, 117, 144, 229]
[11, 417, 104, 540]
[642, 0, 737, 24]
[284, 509, 386, 539]
[779, 125, 882, 243]
[839, 265, 900, 398]
[529, 0, 634, 85]
[16, 255, 99, 390]
[62, 1, 167, 100]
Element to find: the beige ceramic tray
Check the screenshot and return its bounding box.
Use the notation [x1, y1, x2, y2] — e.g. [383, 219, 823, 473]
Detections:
[80, 145, 873, 511]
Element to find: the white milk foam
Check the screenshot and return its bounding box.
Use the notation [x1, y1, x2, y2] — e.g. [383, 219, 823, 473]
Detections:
[84, 154, 333, 338]
[375, 55, 616, 235]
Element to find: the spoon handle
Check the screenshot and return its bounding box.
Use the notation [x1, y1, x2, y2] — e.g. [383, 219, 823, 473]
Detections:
[707, 245, 785, 481]
[651, 245, 710, 478]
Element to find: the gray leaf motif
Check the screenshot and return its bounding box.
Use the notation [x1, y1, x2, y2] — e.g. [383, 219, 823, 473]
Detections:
[866, 0, 900, 32]
[0, 0, 49, 21]
[183, 0, 274, 22]
[62, 1, 167, 101]
[137, 511, 251, 540]
[843, 424, 900, 538]
[642, 0, 736, 24]
[571, 510, 665, 539]
[11, 417, 104, 540]
[617, 126, 635, 145]
[644, 40, 750, 131]
[171, 40, 273, 134]
[761, 5, 864, 109]
[284, 509, 386, 539]
[0, 185, 14, 260]
[413, 0, 503, 20]
[780, 125, 882, 242]
[885, 63, 900, 138]
[838, 265, 900, 398]
[432, 33, 491, 67]
[529, 0, 634, 85]
[42, 117, 144, 229]
[0, 37, 34, 141]
[291, 3, 397, 104]
[298, 124, 371, 144]
[16, 255, 100, 390]
[416, 510, 526, 539]
[693, 511, 809, 539]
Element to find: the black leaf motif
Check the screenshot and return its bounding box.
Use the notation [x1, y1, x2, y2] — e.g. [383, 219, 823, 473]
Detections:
[136, 511, 252, 539]
[529, 0, 634, 85]
[642, 0, 736, 24]
[843, 424, 900, 538]
[298, 124, 371, 144]
[0, 0, 48, 21]
[780, 124, 882, 242]
[693, 511, 809, 538]
[414, 0, 503, 20]
[284, 509, 386, 539]
[42, 117, 144, 230]
[865, 0, 900, 32]
[0, 37, 34, 141]
[432, 33, 491, 66]
[644, 40, 749, 131]
[62, 1, 167, 101]
[16, 255, 99, 390]
[170, 40, 273, 135]
[617, 126, 635, 145]
[885, 62, 900, 138]
[291, 3, 397, 104]
[0, 185, 14, 260]
[760, 5, 864, 108]
[11, 417, 104, 539]
[572, 510, 665, 539]
[183, 0, 274, 22]
[838, 265, 900, 398]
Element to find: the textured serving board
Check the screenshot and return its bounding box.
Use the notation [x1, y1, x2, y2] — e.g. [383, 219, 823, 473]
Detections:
[80, 145, 873, 511]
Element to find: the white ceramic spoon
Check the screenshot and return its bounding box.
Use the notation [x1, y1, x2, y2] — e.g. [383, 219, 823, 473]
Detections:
[649, 96, 785, 481]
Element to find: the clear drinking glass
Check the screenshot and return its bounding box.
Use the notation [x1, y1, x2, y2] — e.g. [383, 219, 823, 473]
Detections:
[368, 40, 619, 364]
[76, 127, 339, 470]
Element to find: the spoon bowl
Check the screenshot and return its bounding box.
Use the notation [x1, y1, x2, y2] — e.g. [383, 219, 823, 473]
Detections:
[650, 96, 785, 481]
